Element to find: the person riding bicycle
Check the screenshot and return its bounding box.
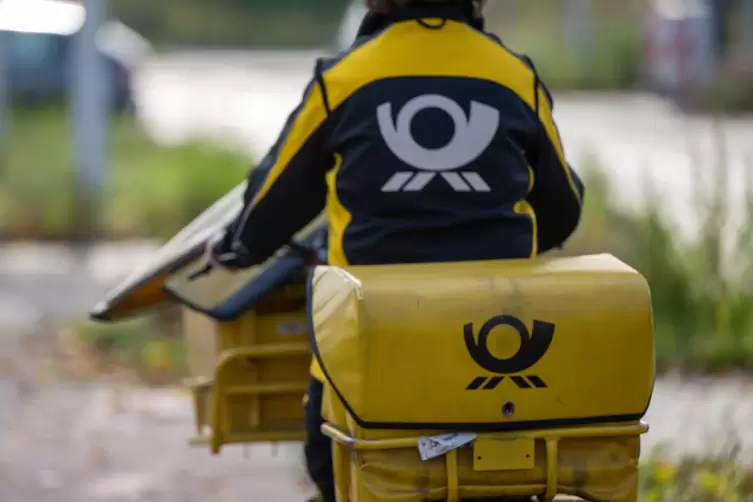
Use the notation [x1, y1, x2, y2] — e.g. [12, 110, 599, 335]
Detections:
[206, 0, 585, 500]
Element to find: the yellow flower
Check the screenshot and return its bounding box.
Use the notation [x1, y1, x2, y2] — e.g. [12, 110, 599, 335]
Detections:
[653, 462, 676, 484]
[697, 469, 721, 493]
[141, 341, 172, 372]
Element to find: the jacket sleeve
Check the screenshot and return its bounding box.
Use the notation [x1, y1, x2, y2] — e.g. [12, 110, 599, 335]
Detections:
[525, 80, 584, 254]
[226, 71, 333, 265]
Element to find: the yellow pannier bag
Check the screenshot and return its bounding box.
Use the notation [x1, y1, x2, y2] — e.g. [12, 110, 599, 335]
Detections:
[310, 254, 655, 502]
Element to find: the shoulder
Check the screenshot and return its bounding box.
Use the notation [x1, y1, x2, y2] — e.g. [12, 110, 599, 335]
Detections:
[482, 31, 537, 71]
[482, 32, 555, 108]
[298, 27, 393, 116]
[318, 23, 393, 75]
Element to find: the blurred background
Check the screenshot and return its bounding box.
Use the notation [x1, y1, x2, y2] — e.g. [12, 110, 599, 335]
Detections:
[1, 0, 753, 500]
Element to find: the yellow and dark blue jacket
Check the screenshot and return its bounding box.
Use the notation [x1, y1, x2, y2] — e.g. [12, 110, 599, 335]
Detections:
[228, 4, 584, 281]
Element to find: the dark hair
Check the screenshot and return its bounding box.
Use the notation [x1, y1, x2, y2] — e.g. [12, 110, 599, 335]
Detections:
[359, 0, 484, 39]
[371, 0, 480, 13]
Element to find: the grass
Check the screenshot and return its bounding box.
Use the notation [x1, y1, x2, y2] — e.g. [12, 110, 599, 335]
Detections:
[62, 308, 187, 386]
[0, 107, 251, 241]
[565, 148, 753, 372]
[640, 447, 753, 501]
[112, 0, 347, 48]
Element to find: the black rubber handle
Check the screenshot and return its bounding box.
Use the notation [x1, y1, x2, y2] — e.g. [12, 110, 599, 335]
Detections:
[188, 237, 318, 282]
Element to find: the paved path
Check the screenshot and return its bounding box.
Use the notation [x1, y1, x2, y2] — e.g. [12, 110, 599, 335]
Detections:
[0, 242, 157, 329]
[0, 382, 311, 502]
[1, 367, 752, 502]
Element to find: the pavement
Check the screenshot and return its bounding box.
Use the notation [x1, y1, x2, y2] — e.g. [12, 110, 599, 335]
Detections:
[0, 363, 751, 502]
[0, 242, 158, 329]
[0, 382, 311, 502]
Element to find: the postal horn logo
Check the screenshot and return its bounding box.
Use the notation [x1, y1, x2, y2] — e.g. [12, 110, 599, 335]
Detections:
[377, 94, 499, 193]
[464, 315, 556, 391]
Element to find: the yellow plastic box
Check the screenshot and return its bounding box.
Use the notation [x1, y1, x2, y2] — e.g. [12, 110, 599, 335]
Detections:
[182, 279, 311, 453]
[310, 254, 655, 502]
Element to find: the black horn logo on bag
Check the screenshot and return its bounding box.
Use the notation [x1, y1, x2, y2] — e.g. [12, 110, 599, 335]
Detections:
[464, 315, 555, 391]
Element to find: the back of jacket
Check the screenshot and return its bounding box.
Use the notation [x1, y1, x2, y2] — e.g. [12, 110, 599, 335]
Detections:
[230, 5, 584, 268]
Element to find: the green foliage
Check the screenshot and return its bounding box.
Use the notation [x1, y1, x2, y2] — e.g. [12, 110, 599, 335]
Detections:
[640, 446, 753, 501]
[566, 150, 753, 372]
[522, 23, 642, 91]
[71, 311, 187, 385]
[0, 108, 75, 238]
[0, 108, 250, 241]
[110, 0, 348, 47]
[486, 0, 643, 91]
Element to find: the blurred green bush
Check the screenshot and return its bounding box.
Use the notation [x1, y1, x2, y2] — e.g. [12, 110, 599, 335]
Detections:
[111, 0, 348, 48]
[0, 108, 250, 241]
[486, 0, 643, 91]
[525, 23, 643, 91]
[566, 154, 753, 373]
[69, 310, 187, 386]
[640, 446, 753, 501]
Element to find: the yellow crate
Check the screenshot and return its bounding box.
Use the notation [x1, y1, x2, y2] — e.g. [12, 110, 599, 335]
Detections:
[185, 376, 213, 446]
[181, 280, 311, 453]
[322, 422, 647, 502]
[310, 255, 655, 501]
